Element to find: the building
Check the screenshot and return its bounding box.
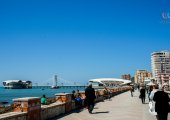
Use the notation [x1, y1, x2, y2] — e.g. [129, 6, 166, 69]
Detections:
[121, 74, 131, 80]
[151, 50, 170, 84]
[89, 78, 131, 89]
[131, 77, 135, 83]
[3, 80, 32, 89]
[134, 70, 152, 84]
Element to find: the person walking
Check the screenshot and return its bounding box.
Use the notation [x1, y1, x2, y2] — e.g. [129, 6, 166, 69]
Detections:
[148, 85, 153, 102]
[130, 86, 134, 97]
[140, 86, 146, 104]
[137, 84, 140, 91]
[149, 85, 159, 120]
[153, 85, 170, 120]
[85, 84, 96, 114]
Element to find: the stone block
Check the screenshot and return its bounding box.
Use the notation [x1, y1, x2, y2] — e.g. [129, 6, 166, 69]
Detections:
[55, 93, 72, 103]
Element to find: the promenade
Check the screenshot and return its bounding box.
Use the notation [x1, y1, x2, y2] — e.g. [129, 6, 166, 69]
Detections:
[53, 90, 170, 120]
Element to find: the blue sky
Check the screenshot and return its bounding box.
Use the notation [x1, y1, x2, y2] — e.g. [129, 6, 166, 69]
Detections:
[0, 0, 170, 86]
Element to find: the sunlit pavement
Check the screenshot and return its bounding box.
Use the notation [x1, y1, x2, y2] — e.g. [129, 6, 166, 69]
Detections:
[53, 90, 170, 120]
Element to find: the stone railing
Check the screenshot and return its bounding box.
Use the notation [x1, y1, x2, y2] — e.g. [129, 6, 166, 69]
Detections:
[0, 86, 130, 120]
[0, 112, 27, 120]
[41, 102, 65, 120]
[0, 105, 13, 114]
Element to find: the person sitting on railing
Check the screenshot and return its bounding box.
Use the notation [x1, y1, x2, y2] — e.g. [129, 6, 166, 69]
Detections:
[72, 90, 76, 100]
[103, 87, 111, 100]
[41, 94, 47, 105]
[74, 90, 83, 107]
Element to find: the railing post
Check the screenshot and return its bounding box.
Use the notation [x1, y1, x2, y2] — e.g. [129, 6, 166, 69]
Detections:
[55, 93, 72, 112]
[13, 97, 41, 120]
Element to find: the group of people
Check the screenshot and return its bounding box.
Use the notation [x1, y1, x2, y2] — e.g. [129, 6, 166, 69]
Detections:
[40, 84, 96, 114]
[138, 84, 170, 120]
[72, 89, 83, 107]
[41, 83, 170, 119]
[72, 84, 96, 113]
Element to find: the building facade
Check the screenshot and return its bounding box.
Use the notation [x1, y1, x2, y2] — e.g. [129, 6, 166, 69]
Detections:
[134, 70, 152, 84]
[121, 74, 131, 80]
[151, 50, 170, 84]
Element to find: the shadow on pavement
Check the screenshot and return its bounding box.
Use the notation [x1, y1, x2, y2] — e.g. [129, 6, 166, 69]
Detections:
[132, 96, 138, 97]
[50, 108, 85, 120]
[92, 111, 109, 114]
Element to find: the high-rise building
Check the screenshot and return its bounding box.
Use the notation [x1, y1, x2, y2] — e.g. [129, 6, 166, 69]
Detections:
[151, 50, 170, 84]
[134, 70, 152, 83]
[131, 77, 134, 83]
[121, 74, 131, 80]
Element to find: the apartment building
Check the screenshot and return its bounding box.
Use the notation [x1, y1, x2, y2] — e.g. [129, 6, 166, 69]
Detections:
[151, 50, 170, 83]
[121, 74, 131, 80]
[134, 70, 152, 83]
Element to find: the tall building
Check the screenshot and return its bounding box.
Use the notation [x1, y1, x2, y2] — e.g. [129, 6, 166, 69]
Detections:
[121, 74, 131, 80]
[151, 50, 170, 84]
[131, 77, 134, 83]
[134, 70, 152, 83]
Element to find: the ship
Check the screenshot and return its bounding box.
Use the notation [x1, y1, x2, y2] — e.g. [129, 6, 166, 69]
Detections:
[2, 80, 32, 89]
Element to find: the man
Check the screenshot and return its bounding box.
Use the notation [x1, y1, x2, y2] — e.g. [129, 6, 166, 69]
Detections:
[85, 84, 96, 113]
[41, 94, 47, 105]
[153, 85, 170, 120]
[130, 86, 134, 97]
[140, 86, 146, 104]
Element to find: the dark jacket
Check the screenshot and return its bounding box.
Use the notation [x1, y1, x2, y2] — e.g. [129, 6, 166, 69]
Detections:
[153, 91, 170, 113]
[85, 87, 96, 102]
[140, 88, 146, 97]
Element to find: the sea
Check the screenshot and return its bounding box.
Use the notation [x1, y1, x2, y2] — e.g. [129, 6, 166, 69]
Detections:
[0, 86, 86, 104]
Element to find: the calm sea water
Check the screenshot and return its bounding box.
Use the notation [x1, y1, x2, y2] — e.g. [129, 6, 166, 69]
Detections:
[0, 87, 85, 104]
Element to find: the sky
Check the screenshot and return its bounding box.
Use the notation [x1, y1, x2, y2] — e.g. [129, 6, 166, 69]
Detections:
[0, 0, 170, 86]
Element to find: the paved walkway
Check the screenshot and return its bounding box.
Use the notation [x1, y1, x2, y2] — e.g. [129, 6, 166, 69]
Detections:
[53, 90, 170, 120]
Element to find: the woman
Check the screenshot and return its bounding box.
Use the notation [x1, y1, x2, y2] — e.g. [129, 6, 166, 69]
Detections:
[149, 85, 159, 120]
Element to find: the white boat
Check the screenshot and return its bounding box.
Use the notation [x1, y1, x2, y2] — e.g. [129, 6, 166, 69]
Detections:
[89, 78, 131, 89]
[51, 85, 59, 89]
[2, 80, 32, 89]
